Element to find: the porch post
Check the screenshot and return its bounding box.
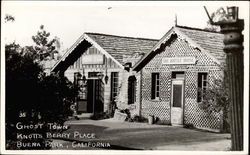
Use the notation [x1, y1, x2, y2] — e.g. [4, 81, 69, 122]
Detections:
[217, 7, 244, 150]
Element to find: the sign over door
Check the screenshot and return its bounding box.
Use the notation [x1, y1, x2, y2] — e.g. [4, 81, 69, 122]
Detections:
[162, 57, 196, 65]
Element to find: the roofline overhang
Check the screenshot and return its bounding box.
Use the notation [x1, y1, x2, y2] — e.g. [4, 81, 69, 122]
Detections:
[133, 26, 221, 72]
[51, 33, 124, 73]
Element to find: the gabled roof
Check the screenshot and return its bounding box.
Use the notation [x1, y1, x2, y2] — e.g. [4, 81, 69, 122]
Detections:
[133, 25, 225, 71]
[85, 33, 158, 64]
[176, 25, 225, 62]
[51, 32, 158, 72]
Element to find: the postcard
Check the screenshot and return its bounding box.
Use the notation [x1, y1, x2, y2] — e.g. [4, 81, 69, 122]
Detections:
[1, 1, 249, 155]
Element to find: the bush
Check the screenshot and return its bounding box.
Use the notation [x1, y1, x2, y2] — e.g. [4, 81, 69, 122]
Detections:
[131, 115, 148, 123]
[5, 43, 75, 149]
[119, 109, 131, 120]
[200, 72, 230, 133]
[90, 112, 112, 120]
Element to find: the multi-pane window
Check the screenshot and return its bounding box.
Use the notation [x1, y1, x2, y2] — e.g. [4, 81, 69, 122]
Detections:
[151, 73, 160, 100]
[128, 76, 137, 104]
[197, 73, 208, 102]
[110, 72, 119, 103]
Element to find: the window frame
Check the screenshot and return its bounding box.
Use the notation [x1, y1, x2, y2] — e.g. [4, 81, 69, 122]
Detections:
[110, 72, 119, 103]
[151, 73, 160, 100]
[197, 72, 208, 102]
[128, 76, 137, 105]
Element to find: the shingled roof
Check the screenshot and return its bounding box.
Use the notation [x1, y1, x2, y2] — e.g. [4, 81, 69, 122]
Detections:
[51, 32, 159, 72]
[176, 25, 225, 63]
[85, 33, 158, 64]
[133, 25, 225, 71]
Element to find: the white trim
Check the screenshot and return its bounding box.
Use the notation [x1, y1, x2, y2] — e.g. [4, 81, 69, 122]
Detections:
[51, 33, 124, 72]
[171, 80, 184, 108]
[83, 34, 124, 69]
[51, 34, 86, 71]
[171, 79, 184, 125]
[133, 26, 221, 71]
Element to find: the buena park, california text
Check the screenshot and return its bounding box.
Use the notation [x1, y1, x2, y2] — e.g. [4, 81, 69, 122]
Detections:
[15, 122, 111, 149]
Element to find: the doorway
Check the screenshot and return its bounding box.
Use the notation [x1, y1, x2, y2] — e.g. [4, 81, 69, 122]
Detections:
[87, 79, 104, 113]
[171, 72, 185, 125]
[77, 78, 104, 114]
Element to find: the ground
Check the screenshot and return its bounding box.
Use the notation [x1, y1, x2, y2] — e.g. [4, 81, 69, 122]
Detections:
[50, 119, 231, 151]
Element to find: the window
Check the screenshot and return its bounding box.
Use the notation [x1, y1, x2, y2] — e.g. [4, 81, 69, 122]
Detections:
[172, 85, 182, 107]
[151, 73, 160, 99]
[128, 76, 137, 104]
[197, 73, 208, 102]
[88, 72, 101, 78]
[110, 72, 119, 103]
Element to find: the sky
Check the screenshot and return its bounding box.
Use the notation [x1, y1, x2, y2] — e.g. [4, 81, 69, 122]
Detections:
[2, 1, 249, 52]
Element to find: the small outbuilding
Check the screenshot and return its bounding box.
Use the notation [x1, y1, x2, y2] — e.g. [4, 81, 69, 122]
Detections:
[133, 25, 225, 132]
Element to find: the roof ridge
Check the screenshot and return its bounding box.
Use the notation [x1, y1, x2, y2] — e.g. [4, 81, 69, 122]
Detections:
[85, 32, 159, 41]
[176, 25, 221, 34]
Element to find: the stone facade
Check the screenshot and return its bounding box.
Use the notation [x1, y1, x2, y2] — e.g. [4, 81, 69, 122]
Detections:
[133, 26, 225, 132]
[140, 37, 224, 130]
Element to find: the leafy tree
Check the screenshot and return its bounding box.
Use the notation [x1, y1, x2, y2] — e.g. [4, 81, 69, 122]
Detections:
[27, 25, 59, 62]
[5, 42, 75, 149]
[5, 14, 15, 23]
[6, 43, 44, 149]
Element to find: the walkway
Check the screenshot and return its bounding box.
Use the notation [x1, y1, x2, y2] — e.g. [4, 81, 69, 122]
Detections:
[51, 119, 231, 150]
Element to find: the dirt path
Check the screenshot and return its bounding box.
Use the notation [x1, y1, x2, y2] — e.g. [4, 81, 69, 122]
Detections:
[51, 119, 231, 151]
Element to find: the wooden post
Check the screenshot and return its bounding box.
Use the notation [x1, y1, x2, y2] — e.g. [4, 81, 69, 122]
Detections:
[217, 8, 244, 150]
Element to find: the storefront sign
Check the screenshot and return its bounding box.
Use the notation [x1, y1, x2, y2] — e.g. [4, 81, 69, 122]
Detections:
[82, 54, 104, 65]
[162, 57, 196, 65]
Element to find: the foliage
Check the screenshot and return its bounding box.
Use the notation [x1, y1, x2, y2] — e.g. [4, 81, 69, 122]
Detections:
[199, 72, 230, 132]
[129, 115, 148, 123]
[38, 73, 76, 123]
[26, 25, 59, 62]
[119, 109, 131, 119]
[200, 78, 229, 113]
[5, 41, 75, 149]
[5, 14, 15, 22]
[90, 112, 112, 120]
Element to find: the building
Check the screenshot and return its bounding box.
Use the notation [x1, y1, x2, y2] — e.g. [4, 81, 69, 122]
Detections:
[51, 32, 158, 115]
[133, 25, 225, 132]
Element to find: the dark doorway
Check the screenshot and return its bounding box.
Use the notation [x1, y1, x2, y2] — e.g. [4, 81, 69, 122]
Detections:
[87, 79, 104, 113]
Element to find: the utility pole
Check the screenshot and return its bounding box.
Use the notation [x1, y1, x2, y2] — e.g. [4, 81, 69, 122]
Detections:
[204, 6, 244, 150]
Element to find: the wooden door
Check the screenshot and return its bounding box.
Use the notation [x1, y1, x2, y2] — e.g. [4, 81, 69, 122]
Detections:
[171, 80, 184, 125]
[86, 79, 104, 113]
[77, 79, 88, 113]
[87, 79, 94, 113]
[95, 79, 104, 113]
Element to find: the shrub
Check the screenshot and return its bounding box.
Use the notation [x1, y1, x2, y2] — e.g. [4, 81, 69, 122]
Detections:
[119, 109, 131, 120]
[90, 112, 112, 120]
[5, 43, 75, 149]
[131, 115, 148, 123]
[200, 72, 230, 133]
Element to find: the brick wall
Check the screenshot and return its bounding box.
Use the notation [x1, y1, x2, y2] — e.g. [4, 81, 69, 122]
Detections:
[140, 38, 224, 131]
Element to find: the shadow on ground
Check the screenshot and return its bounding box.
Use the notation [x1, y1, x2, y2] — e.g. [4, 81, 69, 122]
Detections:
[51, 119, 230, 150]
